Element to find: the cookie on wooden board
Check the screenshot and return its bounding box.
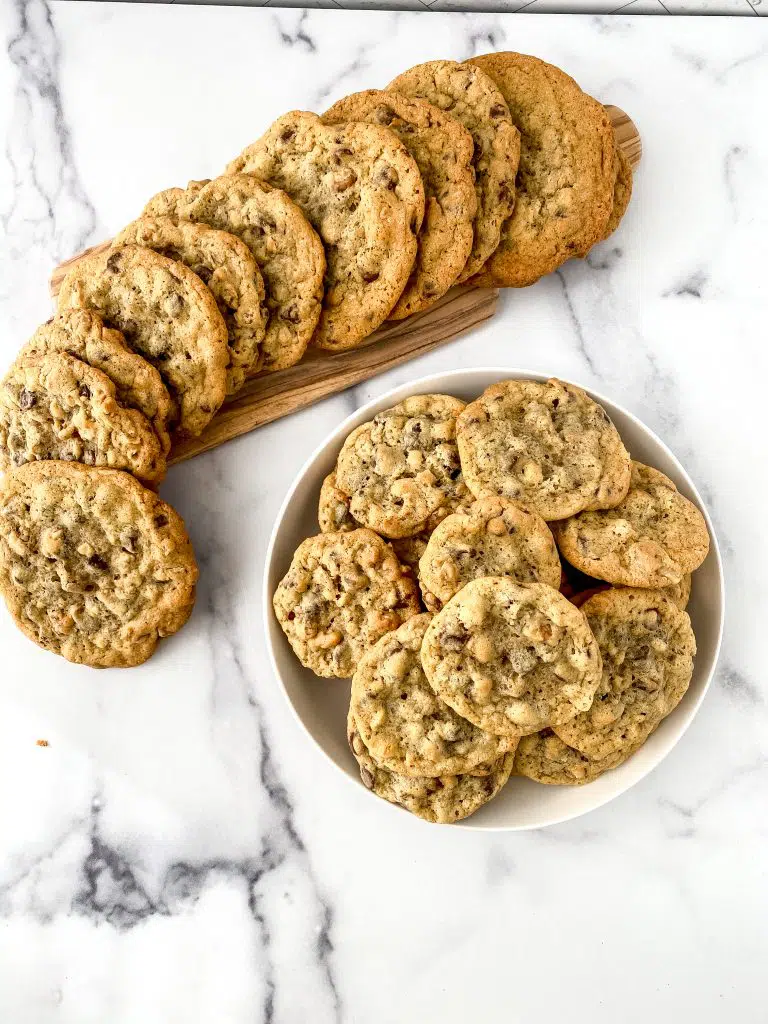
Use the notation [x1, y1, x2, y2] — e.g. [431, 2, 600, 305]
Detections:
[466, 52, 616, 287]
[322, 89, 476, 318]
[0, 461, 198, 668]
[226, 111, 425, 350]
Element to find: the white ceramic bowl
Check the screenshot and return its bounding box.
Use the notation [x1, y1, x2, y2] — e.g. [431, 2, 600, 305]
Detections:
[264, 369, 724, 831]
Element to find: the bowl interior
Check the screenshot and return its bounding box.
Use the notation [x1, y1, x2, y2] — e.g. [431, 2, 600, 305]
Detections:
[264, 369, 724, 831]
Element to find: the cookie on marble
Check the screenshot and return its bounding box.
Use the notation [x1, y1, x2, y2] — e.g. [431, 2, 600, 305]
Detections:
[466, 52, 616, 287]
[388, 59, 520, 282]
[351, 613, 514, 777]
[113, 216, 268, 394]
[226, 111, 425, 350]
[335, 395, 466, 539]
[143, 175, 324, 374]
[318, 471, 359, 534]
[0, 352, 165, 487]
[322, 89, 476, 317]
[273, 529, 421, 678]
[418, 497, 562, 611]
[554, 588, 696, 761]
[348, 712, 515, 824]
[421, 577, 602, 738]
[514, 728, 627, 785]
[0, 461, 198, 668]
[19, 309, 174, 456]
[551, 462, 710, 587]
[456, 378, 631, 521]
[57, 245, 228, 437]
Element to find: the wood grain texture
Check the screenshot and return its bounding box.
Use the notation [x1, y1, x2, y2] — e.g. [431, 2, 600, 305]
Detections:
[606, 104, 642, 170]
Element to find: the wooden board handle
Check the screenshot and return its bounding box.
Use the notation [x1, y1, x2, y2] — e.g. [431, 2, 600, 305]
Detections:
[606, 104, 642, 170]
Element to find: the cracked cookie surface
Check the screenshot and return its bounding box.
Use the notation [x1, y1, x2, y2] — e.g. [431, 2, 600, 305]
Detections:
[552, 462, 710, 587]
[0, 462, 198, 667]
[227, 112, 425, 350]
[422, 577, 602, 737]
[457, 378, 631, 521]
[273, 529, 421, 678]
[388, 59, 520, 282]
[323, 89, 476, 317]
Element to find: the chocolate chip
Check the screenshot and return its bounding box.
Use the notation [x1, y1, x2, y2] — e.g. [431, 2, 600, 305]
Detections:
[78, 384, 91, 399]
[88, 553, 108, 570]
[359, 767, 374, 789]
[360, 269, 379, 283]
[280, 128, 295, 143]
[378, 164, 399, 191]
[281, 305, 300, 323]
[18, 388, 36, 410]
[372, 105, 396, 126]
[106, 251, 123, 273]
[490, 103, 507, 118]
[154, 514, 168, 528]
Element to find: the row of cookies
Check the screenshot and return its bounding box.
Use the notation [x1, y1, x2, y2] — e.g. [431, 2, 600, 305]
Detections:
[273, 379, 710, 822]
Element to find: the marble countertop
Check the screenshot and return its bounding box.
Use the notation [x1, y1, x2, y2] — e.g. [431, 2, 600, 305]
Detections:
[1, 3, 767, 1022]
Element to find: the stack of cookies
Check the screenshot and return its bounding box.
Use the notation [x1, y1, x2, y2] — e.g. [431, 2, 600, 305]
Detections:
[273, 379, 710, 824]
[0, 50, 632, 669]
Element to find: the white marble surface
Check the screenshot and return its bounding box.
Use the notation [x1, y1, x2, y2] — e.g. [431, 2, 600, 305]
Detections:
[1, 3, 767, 1021]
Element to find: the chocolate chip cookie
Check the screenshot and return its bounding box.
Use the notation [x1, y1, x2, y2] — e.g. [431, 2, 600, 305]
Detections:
[318, 471, 359, 534]
[113, 216, 268, 394]
[19, 309, 174, 456]
[335, 395, 467, 539]
[456, 378, 631, 521]
[421, 577, 602, 738]
[322, 89, 476, 318]
[348, 713, 515, 823]
[273, 529, 421, 678]
[388, 59, 520, 282]
[554, 588, 696, 761]
[226, 112, 425, 350]
[551, 463, 710, 587]
[0, 353, 166, 487]
[419, 497, 562, 611]
[0, 461, 198, 667]
[57, 245, 228, 438]
[143, 175, 324, 374]
[351, 614, 514, 777]
[603, 145, 633, 239]
[514, 727, 626, 785]
[466, 52, 616, 287]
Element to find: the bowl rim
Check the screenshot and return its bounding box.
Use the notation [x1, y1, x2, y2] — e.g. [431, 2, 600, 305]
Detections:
[262, 366, 725, 832]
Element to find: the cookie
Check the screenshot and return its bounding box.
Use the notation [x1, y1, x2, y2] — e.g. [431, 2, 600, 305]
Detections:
[514, 728, 626, 785]
[456, 378, 631, 521]
[273, 529, 421, 678]
[0, 461, 198, 668]
[143, 175, 324, 374]
[57, 245, 228, 438]
[318, 471, 359, 534]
[388, 60, 520, 282]
[226, 111, 425, 350]
[421, 577, 602, 738]
[351, 614, 513, 777]
[418, 497, 562, 610]
[19, 309, 174, 456]
[335, 395, 467, 539]
[603, 145, 633, 239]
[322, 89, 476, 318]
[466, 52, 616, 288]
[551, 462, 710, 587]
[348, 713, 515, 824]
[570, 576, 692, 612]
[554, 588, 696, 761]
[0, 352, 166, 487]
[113, 216, 268, 394]
[390, 532, 431, 575]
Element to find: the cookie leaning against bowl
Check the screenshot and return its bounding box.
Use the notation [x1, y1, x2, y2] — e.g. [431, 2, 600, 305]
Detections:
[0, 352, 166, 488]
[335, 395, 467, 539]
[514, 728, 627, 786]
[226, 111, 425, 350]
[351, 614, 515, 778]
[348, 712, 515, 824]
[18, 309, 174, 456]
[388, 59, 520, 283]
[554, 588, 696, 761]
[57, 245, 228, 438]
[0, 461, 198, 668]
[456, 378, 631, 521]
[421, 577, 602, 738]
[143, 175, 324, 374]
[418, 497, 562, 612]
[113, 217, 268, 394]
[551, 462, 710, 587]
[322, 89, 476, 318]
[273, 529, 421, 678]
[466, 52, 616, 288]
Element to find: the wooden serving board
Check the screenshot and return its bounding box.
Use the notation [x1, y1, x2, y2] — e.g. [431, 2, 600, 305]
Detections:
[49, 106, 641, 465]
